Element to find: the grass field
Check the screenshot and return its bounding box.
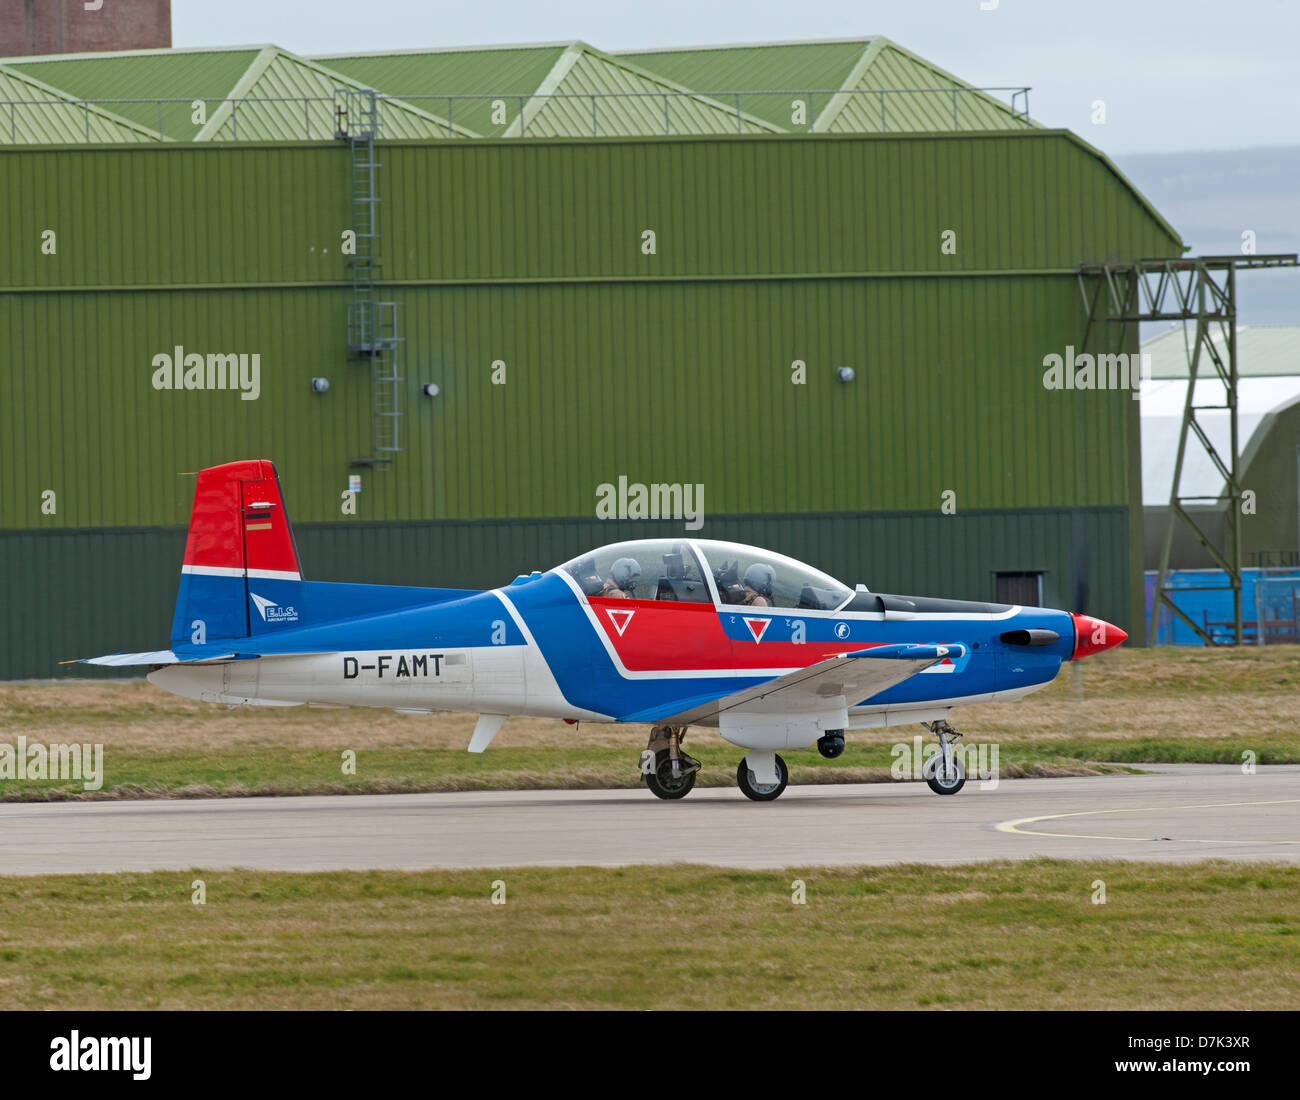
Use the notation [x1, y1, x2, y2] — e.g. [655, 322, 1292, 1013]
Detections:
[1, 646, 1296, 801]
[0, 860, 1295, 1010]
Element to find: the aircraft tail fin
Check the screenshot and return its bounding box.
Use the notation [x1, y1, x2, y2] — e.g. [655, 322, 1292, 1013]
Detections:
[170, 460, 303, 646]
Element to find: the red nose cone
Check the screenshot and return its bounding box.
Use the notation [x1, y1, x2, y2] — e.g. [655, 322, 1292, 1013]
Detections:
[1070, 614, 1128, 660]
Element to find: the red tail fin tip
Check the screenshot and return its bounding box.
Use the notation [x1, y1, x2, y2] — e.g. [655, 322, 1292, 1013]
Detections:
[181, 460, 302, 580]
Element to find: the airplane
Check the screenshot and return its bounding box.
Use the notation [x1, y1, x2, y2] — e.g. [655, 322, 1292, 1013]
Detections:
[80, 459, 1127, 802]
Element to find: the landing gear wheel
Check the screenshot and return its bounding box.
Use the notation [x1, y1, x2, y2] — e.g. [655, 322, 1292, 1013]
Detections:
[926, 756, 966, 795]
[737, 754, 789, 801]
[644, 750, 698, 800]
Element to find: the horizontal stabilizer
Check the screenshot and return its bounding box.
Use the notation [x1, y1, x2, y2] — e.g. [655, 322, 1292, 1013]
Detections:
[76, 650, 239, 667]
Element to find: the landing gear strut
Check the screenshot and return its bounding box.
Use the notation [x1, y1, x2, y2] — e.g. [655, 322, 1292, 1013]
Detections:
[921, 719, 966, 795]
[641, 725, 700, 800]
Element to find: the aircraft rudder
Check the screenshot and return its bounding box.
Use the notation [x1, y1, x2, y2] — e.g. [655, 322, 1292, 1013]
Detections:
[170, 460, 303, 645]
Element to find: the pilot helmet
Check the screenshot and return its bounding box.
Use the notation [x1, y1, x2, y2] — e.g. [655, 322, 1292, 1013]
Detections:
[611, 557, 641, 592]
[743, 563, 775, 597]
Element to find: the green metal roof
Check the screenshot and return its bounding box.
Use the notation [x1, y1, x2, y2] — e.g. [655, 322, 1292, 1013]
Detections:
[0, 36, 1037, 144]
[616, 37, 1034, 133]
[0, 63, 159, 143]
[821, 40, 1035, 133]
[318, 44, 569, 137]
[616, 38, 874, 129]
[3, 46, 262, 140]
[509, 43, 781, 138]
[316, 43, 571, 94]
[618, 38, 873, 90]
[197, 47, 472, 142]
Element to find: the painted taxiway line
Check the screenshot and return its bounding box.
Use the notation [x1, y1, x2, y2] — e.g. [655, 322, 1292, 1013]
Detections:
[992, 798, 1300, 844]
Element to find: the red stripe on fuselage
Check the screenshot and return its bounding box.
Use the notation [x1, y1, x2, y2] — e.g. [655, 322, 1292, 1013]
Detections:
[588, 597, 869, 671]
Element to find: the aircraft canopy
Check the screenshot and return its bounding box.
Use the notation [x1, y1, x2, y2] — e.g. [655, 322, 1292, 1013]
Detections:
[558, 538, 853, 611]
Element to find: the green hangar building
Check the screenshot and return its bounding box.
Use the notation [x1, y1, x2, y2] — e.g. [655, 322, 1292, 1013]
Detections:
[0, 37, 1182, 678]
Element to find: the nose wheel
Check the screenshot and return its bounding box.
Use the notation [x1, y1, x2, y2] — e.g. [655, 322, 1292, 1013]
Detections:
[925, 755, 966, 794]
[921, 719, 966, 795]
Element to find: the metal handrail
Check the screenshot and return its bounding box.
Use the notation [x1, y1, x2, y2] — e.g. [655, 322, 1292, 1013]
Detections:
[1, 86, 1032, 143]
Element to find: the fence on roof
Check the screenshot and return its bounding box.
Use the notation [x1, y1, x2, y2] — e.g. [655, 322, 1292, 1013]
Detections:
[0, 85, 1033, 143]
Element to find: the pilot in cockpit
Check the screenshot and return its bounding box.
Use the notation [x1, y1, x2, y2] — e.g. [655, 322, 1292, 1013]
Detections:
[600, 557, 641, 598]
[713, 559, 745, 604]
[740, 563, 774, 607]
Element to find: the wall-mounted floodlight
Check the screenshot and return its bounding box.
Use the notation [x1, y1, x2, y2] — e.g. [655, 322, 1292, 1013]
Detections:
[311, 377, 330, 393]
[422, 383, 440, 398]
[836, 366, 856, 383]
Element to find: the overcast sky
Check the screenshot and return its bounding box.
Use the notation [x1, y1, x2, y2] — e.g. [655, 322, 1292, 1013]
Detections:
[172, 0, 1298, 155]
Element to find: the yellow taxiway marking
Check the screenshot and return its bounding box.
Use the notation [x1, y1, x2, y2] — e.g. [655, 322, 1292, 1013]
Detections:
[993, 799, 1300, 844]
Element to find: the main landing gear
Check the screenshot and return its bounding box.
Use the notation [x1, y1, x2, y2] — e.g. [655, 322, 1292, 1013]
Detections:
[641, 725, 701, 800]
[640, 727, 795, 802]
[736, 754, 788, 801]
[921, 719, 966, 795]
[639, 719, 967, 801]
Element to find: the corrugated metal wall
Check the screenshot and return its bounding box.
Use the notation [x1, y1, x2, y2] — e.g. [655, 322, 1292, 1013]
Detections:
[2, 275, 1136, 527]
[1, 507, 1129, 679]
[0, 132, 1177, 290]
[0, 129, 1179, 675]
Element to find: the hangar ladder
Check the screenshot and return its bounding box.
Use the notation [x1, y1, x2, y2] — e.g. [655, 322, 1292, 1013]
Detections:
[335, 88, 404, 466]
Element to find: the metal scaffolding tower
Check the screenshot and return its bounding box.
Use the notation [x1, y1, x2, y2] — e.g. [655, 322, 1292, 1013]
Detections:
[335, 88, 404, 466]
[1077, 253, 1298, 646]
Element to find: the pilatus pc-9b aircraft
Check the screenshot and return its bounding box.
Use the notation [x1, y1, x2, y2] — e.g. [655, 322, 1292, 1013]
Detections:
[83, 460, 1127, 801]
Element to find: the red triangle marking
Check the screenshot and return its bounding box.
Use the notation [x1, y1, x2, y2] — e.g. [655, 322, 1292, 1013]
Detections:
[744, 617, 769, 642]
[606, 608, 635, 637]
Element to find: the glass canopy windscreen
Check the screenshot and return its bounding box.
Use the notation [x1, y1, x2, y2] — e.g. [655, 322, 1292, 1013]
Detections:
[693, 540, 852, 610]
[559, 539, 713, 603]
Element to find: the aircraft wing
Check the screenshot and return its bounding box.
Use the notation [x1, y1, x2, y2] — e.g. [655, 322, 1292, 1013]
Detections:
[639, 643, 965, 727]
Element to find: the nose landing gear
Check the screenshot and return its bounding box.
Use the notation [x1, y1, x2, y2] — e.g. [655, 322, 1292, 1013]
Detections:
[921, 719, 966, 795]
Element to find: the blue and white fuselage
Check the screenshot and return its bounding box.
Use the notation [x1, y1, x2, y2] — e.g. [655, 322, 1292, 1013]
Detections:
[84, 462, 1127, 800]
